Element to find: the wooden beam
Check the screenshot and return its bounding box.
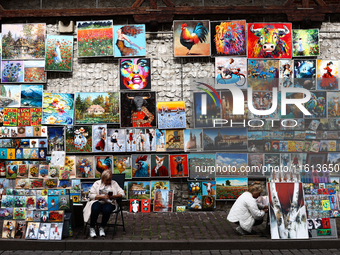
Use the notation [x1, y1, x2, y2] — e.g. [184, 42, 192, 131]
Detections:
[150, 0, 157, 9]
[302, 0, 309, 8]
[132, 0, 145, 8]
[162, 0, 175, 7]
[284, 0, 296, 7]
[313, 0, 326, 6]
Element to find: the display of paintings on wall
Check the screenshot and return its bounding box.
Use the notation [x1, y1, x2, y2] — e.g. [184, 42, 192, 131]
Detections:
[293, 29, 320, 57]
[247, 23, 292, 59]
[119, 58, 151, 90]
[24, 60, 46, 83]
[169, 154, 188, 178]
[113, 24, 146, 57]
[327, 92, 340, 118]
[113, 155, 132, 179]
[150, 181, 169, 203]
[210, 20, 246, 57]
[248, 60, 279, 90]
[77, 20, 114, 58]
[203, 128, 247, 151]
[215, 153, 247, 176]
[131, 154, 151, 178]
[153, 189, 173, 212]
[74, 92, 119, 124]
[150, 155, 169, 178]
[65, 125, 92, 153]
[120, 92, 156, 128]
[94, 155, 113, 178]
[45, 35, 73, 72]
[189, 153, 215, 180]
[0, 85, 21, 107]
[294, 60, 316, 90]
[173, 20, 210, 57]
[158, 101, 186, 129]
[128, 181, 150, 200]
[184, 129, 203, 152]
[42, 93, 74, 125]
[215, 57, 247, 89]
[193, 91, 222, 128]
[268, 182, 308, 239]
[279, 60, 294, 89]
[92, 125, 107, 152]
[76, 156, 94, 178]
[20, 85, 43, 108]
[107, 129, 125, 152]
[2, 23, 46, 60]
[165, 129, 184, 151]
[216, 177, 248, 200]
[316, 60, 339, 90]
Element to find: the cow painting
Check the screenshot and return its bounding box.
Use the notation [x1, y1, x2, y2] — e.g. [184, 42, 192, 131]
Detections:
[247, 23, 292, 59]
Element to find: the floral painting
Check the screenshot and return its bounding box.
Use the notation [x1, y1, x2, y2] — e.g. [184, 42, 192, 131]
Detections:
[216, 177, 248, 200]
[2, 23, 46, 60]
[76, 156, 94, 178]
[114, 24, 146, 57]
[42, 93, 74, 125]
[77, 20, 113, 57]
[2, 61, 24, 83]
[75, 92, 119, 124]
[45, 35, 73, 72]
[24, 60, 46, 83]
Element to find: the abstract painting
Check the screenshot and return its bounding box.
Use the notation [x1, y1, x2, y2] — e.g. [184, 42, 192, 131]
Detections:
[293, 29, 319, 57]
[119, 58, 151, 90]
[114, 24, 146, 57]
[42, 93, 74, 125]
[247, 60, 279, 90]
[45, 35, 73, 72]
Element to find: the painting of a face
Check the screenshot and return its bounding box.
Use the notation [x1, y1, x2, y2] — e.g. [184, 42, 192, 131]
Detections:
[120, 58, 151, 90]
[253, 92, 272, 110]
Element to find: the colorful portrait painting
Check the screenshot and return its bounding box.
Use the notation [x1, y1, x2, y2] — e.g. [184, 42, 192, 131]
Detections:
[150, 155, 169, 178]
[210, 20, 246, 57]
[2, 23, 46, 60]
[247, 23, 292, 59]
[328, 92, 340, 118]
[215, 57, 247, 89]
[0, 85, 21, 107]
[65, 126, 92, 153]
[173, 20, 210, 57]
[21, 85, 43, 108]
[119, 58, 151, 90]
[216, 177, 248, 200]
[268, 182, 308, 239]
[1, 61, 24, 83]
[45, 35, 73, 72]
[75, 92, 119, 124]
[77, 20, 113, 57]
[293, 29, 319, 57]
[92, 125, 107, 152]
[158, 101, 186, 129]
[42, 93, 74, 125]
[114, 24, 146, 57]
[294, 60, 316, 90]
[317, 60, 339, 90]
[249, 91, 276, 119]
[169, 154, 188, 178]
[120, 92, 156, 128]
[247, 60, 279, 90]
[24, 60, 46, 83]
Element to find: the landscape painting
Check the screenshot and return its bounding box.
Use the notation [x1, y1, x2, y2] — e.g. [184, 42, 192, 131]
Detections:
[75, 92, 119, 124]
[128, 181, 150, 200]
[216, 177, 248, 200]
[45, 35, 73, 72]
[0, 85, 21, 107]
[20, 85, 43, 108]
[114, 24, 146, 57]
[293, 29, 319, 57]
[24, 61, 46, 83]
[47, 127, 64, 153]
[77, 20, 114, 57]
[42, 93, 74, 125]
[2, 23, 46, 60]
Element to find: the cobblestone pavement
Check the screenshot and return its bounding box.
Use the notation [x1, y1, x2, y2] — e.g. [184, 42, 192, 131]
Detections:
[1, 250, 340, 255]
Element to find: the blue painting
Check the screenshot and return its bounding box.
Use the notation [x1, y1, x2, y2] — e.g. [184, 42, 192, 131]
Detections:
[21, 85, 43, 107]
[42, 93, 74, 125]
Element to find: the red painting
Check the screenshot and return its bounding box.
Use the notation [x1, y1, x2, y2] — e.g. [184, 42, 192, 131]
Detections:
[169, 154, 189, 178]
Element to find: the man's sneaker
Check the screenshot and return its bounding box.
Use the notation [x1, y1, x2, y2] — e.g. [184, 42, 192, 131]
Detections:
[236, 226, 248, 235]
[99, 227, 105, 237]
[89, 227, 97, 238]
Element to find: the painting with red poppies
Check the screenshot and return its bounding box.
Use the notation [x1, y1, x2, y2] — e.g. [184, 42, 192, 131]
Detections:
[247, 23, 292, 59]
[24, 61, 46, 83]
[45, 35, 73, 72]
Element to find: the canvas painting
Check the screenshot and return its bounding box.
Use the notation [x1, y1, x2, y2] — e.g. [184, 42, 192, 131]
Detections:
[0, 85, 21, 107]
[328, 92, 340, 118]
[119, 58, 151, 90]
[294, 60, 316, 90]
[247, 23, 292, 59]
[130, 199, 139, 213]
[2, 220, 16, 239]
[305, 92, 326, 118]
[158, 101, 186, 129]
[215, 153, 247, 176]
[49, 223, 63, 240]
[215, 57, 247, 89]
[293, 29, 319, 57]
[141, 199, 151, 213]
[126, 129, 137, 152]
[120, 92, 156, 128]
[268, 182, 308, 239]
[49, 211, 64, 222]
[189, 153, 215, 180]
[210, 20, 246, 57]
[114, 24, 146, 57]
[113, 155, 132, 179]
[247, 60, 279, 90]
[153, 189, 173, 212]
[42, 93, 74, 125]
[25, 222, 39, 240]
[48, 127, 64, 153]
[2, 23, 45, 60]
[216, 177, 248, 200]
[169, 154, 189, 178]
[3, 108, 18, 126]
[131, 154, 151, 178]
[193, 91, 221, 128]
[92, 125, 107, 152]
[184, 129, 203, 152]
[45, 35, 73, 72]
[317, 60, 339, 90]
[75, 92, 119, 124]
[14, 221, 26, 239]
[77, 20, 113, 57]
[21, 85, 43, 107]
[128, 181, 150, 200]
[150, 181, 170, 203]
[80, 183, 93, 202]
[65, 125, 92, 153]
[107, 129, 125, 152]
[1, 61, 24, 83]
[188, 195, 202, 210]
[165, 129, 184, 151]
[279, 60, 294, 89]
[76, 156, 94, 178]
[173, 20, 210, 57]
[203, 128, 247, 151]
[94, 156, 113, 178]
[24, 60, 46, 83]
[150, 155, 169, 178]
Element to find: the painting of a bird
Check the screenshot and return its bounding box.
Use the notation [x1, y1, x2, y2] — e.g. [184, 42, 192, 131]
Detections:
[180, 22, 209, 55]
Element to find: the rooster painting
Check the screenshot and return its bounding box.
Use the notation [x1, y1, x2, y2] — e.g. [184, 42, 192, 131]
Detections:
[175, 21, 209, 56]
[95, 156, 113, 177]
[133, 155, 150, 177]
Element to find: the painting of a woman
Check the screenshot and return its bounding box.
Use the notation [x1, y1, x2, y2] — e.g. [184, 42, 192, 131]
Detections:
[321, 61, 337, 89]
[120, 58, 151, 90]
[114, 25, 146, 57]
[54, 39, 62, 64]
